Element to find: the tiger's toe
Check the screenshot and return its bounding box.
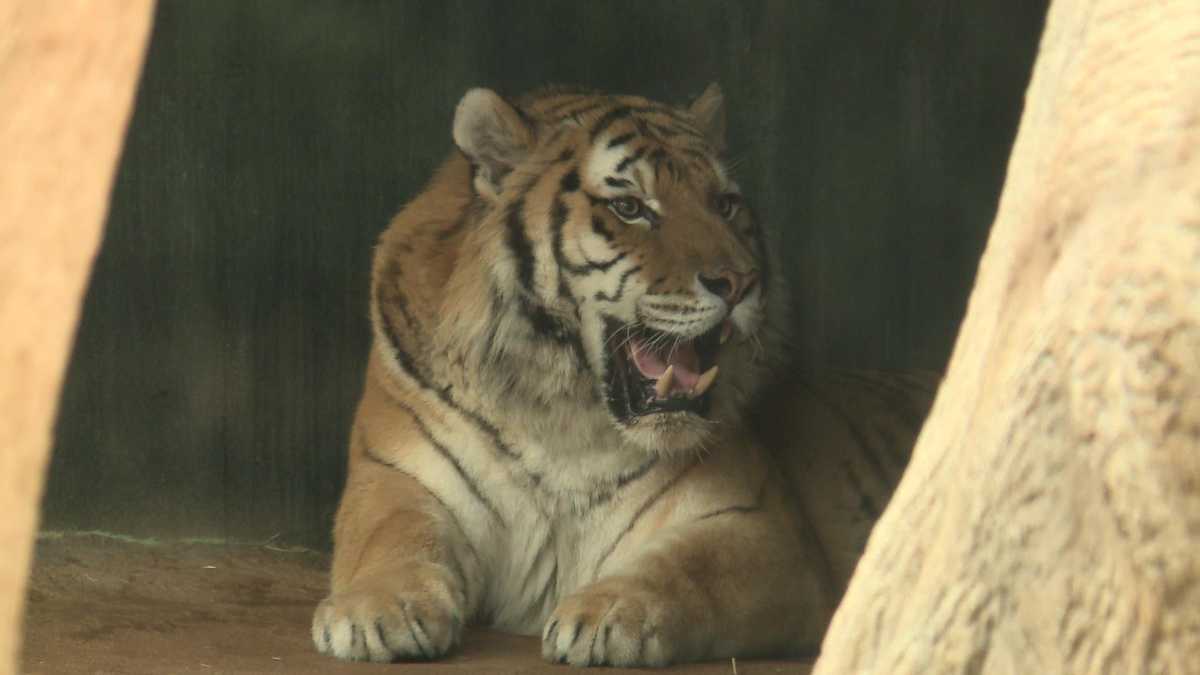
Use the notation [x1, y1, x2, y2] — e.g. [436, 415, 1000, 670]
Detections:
[542, 581, 680, 667]
[312, 578, 463, 662]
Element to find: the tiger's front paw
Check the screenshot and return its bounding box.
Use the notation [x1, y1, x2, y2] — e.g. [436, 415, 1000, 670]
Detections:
[311, 564, 464, 662]
[542, 579, 690, 667]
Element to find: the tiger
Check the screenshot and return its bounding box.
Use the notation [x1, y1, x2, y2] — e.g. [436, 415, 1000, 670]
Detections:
[310, 83, 938, 667]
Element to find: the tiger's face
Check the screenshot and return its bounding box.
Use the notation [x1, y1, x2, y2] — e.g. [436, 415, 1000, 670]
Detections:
[452, 85, 773, 453]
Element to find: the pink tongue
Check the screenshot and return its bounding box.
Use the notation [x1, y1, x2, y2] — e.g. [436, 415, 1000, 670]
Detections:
[629, 340, 700, 392]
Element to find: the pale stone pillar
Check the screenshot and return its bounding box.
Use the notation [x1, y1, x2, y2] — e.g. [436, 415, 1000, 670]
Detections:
[813, 1, 1200, 673]
[0, 2, 153, 673]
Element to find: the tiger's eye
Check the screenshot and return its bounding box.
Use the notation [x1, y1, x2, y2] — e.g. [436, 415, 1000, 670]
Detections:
[717, 193, 741, 219]
[610, 196, 644, 221]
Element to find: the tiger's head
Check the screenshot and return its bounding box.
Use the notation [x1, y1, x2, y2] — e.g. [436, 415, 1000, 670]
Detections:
[412, 85, 785, 454]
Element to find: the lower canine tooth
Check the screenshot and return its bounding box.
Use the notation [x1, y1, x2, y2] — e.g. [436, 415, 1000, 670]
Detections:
[654, 365, 675, 399]
[692, 366, 719, 397]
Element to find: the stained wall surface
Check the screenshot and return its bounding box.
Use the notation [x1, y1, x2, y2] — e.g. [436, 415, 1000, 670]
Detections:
[42, 0, 1047, 547]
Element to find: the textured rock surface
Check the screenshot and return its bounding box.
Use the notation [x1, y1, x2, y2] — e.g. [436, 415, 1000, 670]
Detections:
[813, 0, 1200, 673]
[0, 2, 153, 674]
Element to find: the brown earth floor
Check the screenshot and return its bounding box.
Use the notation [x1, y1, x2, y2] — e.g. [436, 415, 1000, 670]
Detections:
[21, 534, 811, 675]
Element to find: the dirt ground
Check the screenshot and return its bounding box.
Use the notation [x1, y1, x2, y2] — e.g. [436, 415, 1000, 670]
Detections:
[20, 534, 811, 675]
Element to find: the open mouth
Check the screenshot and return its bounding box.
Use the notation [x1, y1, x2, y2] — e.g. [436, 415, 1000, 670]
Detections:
[605, 319, 732, 421]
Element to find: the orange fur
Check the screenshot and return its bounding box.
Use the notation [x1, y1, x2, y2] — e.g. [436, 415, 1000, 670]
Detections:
[313, 85, 936, 667]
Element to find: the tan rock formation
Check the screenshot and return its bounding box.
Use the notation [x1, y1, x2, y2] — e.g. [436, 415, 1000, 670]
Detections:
[813, 1, 1200, 673]
[0, 2, 153, 673]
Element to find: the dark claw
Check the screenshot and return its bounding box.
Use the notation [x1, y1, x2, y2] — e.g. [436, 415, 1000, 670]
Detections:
[375, 619, 391, 653]
[568, 622, 582, 647]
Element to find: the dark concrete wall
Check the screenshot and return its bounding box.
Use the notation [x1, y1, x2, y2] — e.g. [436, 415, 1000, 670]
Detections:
[42, 0, 1047, 548]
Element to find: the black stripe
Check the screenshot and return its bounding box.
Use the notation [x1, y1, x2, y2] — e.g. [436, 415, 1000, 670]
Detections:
[560, 169, 580, 192]
[647, 148, 669, 180]
[505, 196, 583, 350]
[374, 283, 523, 461]
[519, 295, 577, 346]
[695, 478, 768, 521]
[551, 198, 594, 276]
[505, 199, 537, 295]
[649, 120, 706, 141]
[592, 461, 697, 579]
[542, 95, 590, 115]
[580, 456, 660, 511]
[377, 258, 421, 330]
[381, 285, 419, 334]
[591, 215, 615, 242]
[829, 370, 935, 435]
[511, 100, 536, 130]
[604, 176, 633, 189]
[616, 457, 658, 489]
[573, 240, 624, 272]
[662, 157, 684, 181]
[606, 131, 636, 148]
[615, 147, 647, 174]
[360, 448, 481, 602]
[632, 116, 652, 139]
[589, 106, 632, 141]
[647, 121, 680, 138]
[795, 377, 894, 488]
[588, 454, 657, 506]
[556, 275, 573, 302]
[594, 264, 642, 302]
[395, 400, 505, 526]
[557, 148, 575, 163]
[557, 100, 611, 121]
[529, 304, 588, 376]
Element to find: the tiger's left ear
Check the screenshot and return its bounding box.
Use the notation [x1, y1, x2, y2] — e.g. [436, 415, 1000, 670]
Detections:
[453, 88, 535, 200]
[687, 82, 727, 153]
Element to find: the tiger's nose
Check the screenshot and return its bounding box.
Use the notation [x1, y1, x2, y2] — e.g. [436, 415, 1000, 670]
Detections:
[697, 269, 759, 306]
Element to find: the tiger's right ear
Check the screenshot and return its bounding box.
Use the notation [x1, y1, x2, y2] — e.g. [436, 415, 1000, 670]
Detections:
[687, 82, 726, 153]
[453, 88, 534, 200]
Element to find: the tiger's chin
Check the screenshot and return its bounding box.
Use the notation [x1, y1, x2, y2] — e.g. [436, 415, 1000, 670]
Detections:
[619, 409, 718, 455]
[603, 318, 730, 454]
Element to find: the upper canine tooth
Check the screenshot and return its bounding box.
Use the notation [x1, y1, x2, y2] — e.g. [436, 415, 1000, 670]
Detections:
[654, 365, 675, 399]
[692, 366, 719, 397]
[720, 322, 733, 345]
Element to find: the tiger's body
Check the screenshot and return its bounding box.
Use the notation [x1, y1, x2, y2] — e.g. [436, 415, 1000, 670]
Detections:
[312, 84, 937, 666]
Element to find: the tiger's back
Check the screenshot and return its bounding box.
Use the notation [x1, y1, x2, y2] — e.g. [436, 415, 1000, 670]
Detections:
[755, 367, 940, 592]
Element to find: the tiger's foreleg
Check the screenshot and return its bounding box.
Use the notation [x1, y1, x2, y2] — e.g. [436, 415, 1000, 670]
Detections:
[312, 436, 479, 662]
[542, 491, 833, 667]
